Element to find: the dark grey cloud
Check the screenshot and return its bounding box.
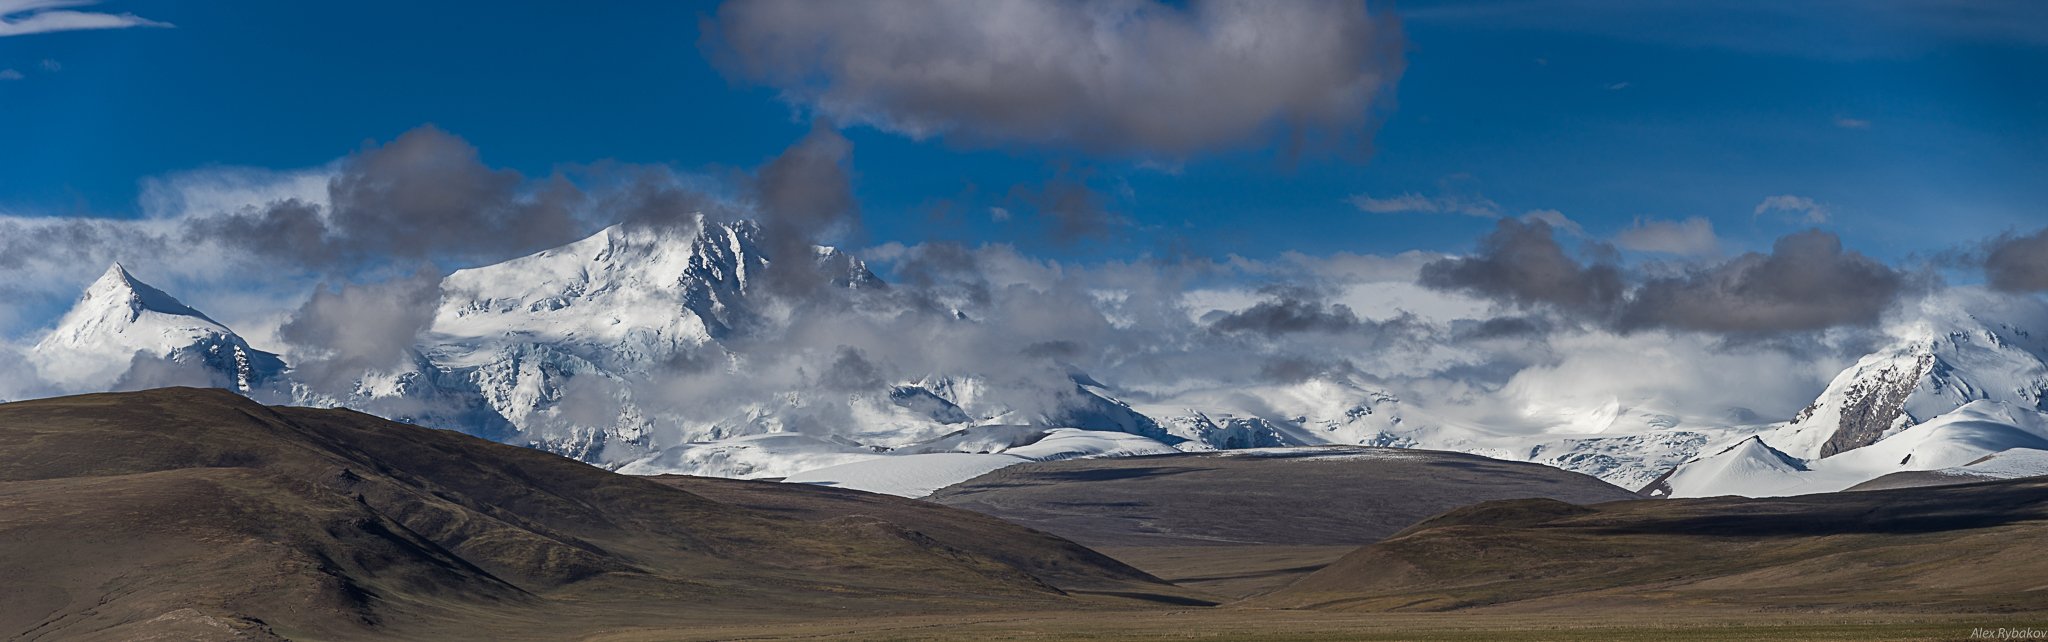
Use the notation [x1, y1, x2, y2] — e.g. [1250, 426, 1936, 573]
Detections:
[1455, 316, 1550, 340]
[818, 346, 887, 393]
[1207, 287, 1364, 335]
[1008, 169, 1125, 244]
[750, 120, 864, 298]
[595, 167, 730, 232]
[278, 270, 445, 391]
[0, 217, 167, 272]
[886, 242, 980, 290]
[1, 125, 615, 339]
[1983, 227, 2048, 293]
[187, 199, 328, 262]
[1619, 230, 1907, 334]
[187, 125, 590, 270]
[1019, 340, 1084, 360]
[1256, 354, 1354, 383]
[1612, 217, 1719, 256]
[756, 121, 859, 234]
[1420, 218, 1626, 318]
[1424, 221, 1911, 335]
[706, 0, 1405, 157]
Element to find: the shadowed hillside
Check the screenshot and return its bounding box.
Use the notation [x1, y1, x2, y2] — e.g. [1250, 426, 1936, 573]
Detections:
[1255, 477, 2048, 613]
[923, 447, 1639, 599]
[0, 388, 1186, 641]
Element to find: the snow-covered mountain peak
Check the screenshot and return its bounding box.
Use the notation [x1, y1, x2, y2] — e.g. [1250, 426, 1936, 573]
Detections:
[325, 216, 901, 460]
[86, 262, 219, 325]
[431, 216, 879, 362]
[38, 264, 228, 353]
[1770, 293, 2048, 461]
[1643, 435, 1808, 498]
[31, 264, 281, 391]
[1656, 293, 2048, 497]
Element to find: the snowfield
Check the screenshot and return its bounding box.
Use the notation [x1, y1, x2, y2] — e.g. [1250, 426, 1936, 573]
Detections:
[613, 433, 884, 479]
[1661, 401, 2048, 497]
[622, 426, 1180, 496]
[784, 453, 1027, 497]
[1944, 447, 2048, 479]
[785, 427, 1183, 497]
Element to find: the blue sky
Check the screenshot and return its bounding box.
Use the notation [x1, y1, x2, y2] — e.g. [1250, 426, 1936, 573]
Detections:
[3, 0, 2045, 268]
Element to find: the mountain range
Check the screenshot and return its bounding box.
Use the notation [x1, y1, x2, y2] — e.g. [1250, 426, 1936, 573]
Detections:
[24, 216, 2048, 497]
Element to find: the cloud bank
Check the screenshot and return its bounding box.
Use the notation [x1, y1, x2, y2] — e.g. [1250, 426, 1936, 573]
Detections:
[190, 125, 591, 270]
[1419, 219, 1626, 318]
[1422, 219, 1914, 335]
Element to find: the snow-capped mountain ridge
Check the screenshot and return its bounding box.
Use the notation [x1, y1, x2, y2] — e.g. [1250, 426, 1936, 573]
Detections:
[370, 218, 1161, 465]
[30, 232, 2048, 498]
[23, 250, 1737, 491]
[431, 218, 879, 368]
[6, 257, 1760, 491]
[1661, 293, 2048, 496]
[405, 217, 882, 458]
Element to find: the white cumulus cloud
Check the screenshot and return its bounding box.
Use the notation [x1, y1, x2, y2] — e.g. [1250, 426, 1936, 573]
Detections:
[1754, 194, 1830, 224]
[0, 0, 172, 37]
[707, 0, 1404, 157]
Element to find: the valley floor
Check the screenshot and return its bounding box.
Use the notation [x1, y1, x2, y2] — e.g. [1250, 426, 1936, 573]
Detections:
[584, 610, 2048, 642]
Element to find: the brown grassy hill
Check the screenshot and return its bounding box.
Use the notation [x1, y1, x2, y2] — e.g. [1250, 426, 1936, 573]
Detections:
[925, 447, 1641, 549]
[647, 474, 1215, 605]
[0, 388, 1184, 641]
[1254, 478, 2048, 614]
